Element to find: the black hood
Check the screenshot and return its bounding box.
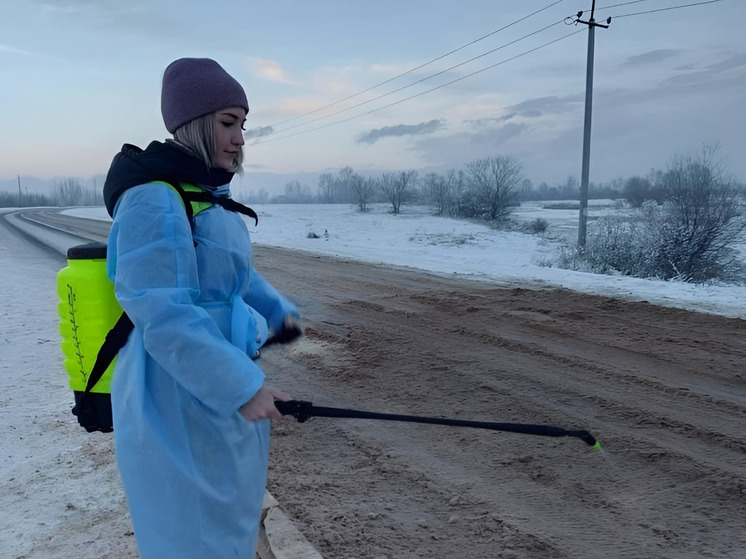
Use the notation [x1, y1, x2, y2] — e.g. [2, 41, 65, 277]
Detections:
[102, 140, 234, 217]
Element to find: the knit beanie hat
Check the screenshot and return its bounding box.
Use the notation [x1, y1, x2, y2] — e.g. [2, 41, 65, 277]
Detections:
[161, 58, 249, 133]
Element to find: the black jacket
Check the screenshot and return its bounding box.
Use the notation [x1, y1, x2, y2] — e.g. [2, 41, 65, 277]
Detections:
[102, 140, 234, 217]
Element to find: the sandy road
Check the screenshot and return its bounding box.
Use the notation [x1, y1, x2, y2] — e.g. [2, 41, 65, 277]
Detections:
[254, 246, 746, 559]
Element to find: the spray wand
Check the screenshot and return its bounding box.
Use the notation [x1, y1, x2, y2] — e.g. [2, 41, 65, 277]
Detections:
[275, 399, 601, 449]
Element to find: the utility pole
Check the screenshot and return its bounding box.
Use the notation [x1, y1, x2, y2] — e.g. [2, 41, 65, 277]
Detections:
[18, 175, 22, 207]
[575, 1, 610, 248]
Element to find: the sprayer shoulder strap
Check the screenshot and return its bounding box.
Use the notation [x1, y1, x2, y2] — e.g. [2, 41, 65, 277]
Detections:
[83, 180, 258, 395]
[157, 180, 259, 226]
[83, 313, 134, 393]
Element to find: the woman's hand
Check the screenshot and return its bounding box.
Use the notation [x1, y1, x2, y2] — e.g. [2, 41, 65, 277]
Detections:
[271, 316, 303, 344]
[239, 386, 292, 422]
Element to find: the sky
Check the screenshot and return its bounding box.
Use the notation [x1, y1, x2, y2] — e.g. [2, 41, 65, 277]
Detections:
[2, 0, 745, 196]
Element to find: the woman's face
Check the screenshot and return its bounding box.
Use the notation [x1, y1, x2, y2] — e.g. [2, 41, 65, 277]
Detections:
[212, 108, 247, 170]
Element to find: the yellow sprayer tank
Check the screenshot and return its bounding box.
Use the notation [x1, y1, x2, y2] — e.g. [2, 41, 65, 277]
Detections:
[57, 242, 121, 432]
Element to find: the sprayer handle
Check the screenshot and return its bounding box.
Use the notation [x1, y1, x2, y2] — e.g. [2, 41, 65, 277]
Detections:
[275, 399, 314, 422]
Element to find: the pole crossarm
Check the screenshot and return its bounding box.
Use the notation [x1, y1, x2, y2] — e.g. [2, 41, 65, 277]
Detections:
[576, 18, 610, 28]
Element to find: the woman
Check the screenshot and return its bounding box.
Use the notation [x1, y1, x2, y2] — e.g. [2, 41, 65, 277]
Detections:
[102, 58, 301, 558]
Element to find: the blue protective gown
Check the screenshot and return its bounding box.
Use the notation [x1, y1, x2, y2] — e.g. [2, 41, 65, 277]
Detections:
[107, 181, 298, 558]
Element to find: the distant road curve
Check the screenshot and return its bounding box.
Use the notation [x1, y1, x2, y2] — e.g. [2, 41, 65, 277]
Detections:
[0, 207, 110, 260]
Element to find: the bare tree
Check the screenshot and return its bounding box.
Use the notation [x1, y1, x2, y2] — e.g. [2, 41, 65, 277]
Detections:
[244, 187, 269, 204]
[423, 172, 448, 215]
[623, 176, 652, 208]
[54, 178, 84, 206]
[317, 173, 335, 203]
[282, 180, 312, 203]
[337, 166, 355, 203]
[351, 174, 377, 212]
[623, 174, 665, 208]
[581, 144, 746, 283]
[446, 169, 468, 217]
[658, 144, 745, 281]
[380, 170, 417, 214]
[519, 178, 534, 201]
[558, 175, 579, 199]
[463, 156, 522, 220]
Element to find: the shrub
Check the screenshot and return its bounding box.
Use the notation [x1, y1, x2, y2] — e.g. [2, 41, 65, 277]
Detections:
[526, 218, 549, 235]
[560, 146, 746, 283]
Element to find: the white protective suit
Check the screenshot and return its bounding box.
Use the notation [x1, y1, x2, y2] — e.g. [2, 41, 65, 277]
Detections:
[107, 181, 298, 558]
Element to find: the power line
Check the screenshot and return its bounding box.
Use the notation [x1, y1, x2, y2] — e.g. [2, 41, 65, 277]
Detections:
[609, 0, 723, 18]
[264, 0, 567, 129]
[267, 19, 566, 138]
[594, 0, 655, 9]
[253, 28, 585, 146]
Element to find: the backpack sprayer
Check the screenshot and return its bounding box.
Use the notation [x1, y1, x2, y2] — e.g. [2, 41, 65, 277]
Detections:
[57, 237, 600, 449]
[56, 241, 300, 433]
[56, 182, 260, 433]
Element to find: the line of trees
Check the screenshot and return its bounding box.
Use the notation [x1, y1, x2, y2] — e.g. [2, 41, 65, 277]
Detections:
[0, 178, 103, 208]
[313, 166, 423, 215]
[280, 156, 528, 219]
[267, 160, 633, 217]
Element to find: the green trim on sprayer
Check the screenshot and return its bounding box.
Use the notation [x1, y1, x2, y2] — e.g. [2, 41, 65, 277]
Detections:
[154, 181, 214, 216]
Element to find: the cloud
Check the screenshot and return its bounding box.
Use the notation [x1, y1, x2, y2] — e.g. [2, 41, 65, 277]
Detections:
[479, 121, 529, 145]
[661, 52, 746, 87]
[30, 0, 154, 22]
[248, 57, 300, 85]
[0, 44, 61, 60]
[274, 97, 328, 116]
[620, 49, 680, 68]
[406, 119, 528, 174]
[705, 52, 746, 73]
[464, 117, 504, 128]
[26, 0, 198, 46]
[501, 95, 583, 120]
[31, 0, 124, 11]
[244, 126, 274, 140]
[357, 119, 444, 145]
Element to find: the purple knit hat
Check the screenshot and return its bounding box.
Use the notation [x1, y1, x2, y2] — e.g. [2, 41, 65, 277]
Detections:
[161, 58, 249, 133]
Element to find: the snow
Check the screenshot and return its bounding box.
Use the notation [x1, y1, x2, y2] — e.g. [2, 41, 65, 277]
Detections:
[0, 214, 132, 558]
[66, 201, 746, 319]
[1, 201, 744, 558]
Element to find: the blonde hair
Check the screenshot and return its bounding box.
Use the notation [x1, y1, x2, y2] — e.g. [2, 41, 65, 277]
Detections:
[173, 112, 244, 174]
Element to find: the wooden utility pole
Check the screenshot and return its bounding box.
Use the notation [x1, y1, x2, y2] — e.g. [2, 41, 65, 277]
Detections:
[575, 1, 610, 247]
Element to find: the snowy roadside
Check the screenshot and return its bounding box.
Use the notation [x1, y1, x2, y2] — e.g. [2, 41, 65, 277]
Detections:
[0, 217, 138, 558]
